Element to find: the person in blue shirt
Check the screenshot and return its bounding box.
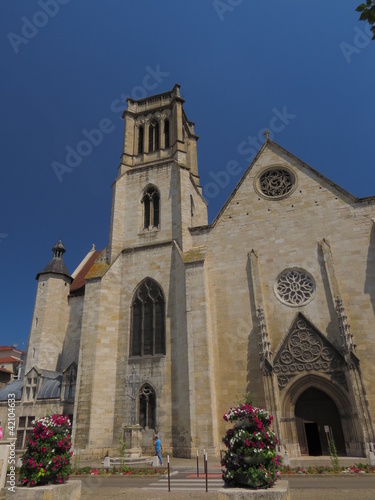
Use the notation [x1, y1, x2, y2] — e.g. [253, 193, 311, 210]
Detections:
[154, 435, 163, 465]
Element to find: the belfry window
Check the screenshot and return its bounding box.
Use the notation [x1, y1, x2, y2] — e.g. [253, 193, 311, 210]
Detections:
[131, 278, 165, 357]
[142, 187, 160, 229]
[148, 120, 160, 152]
[138, 126, 144, 154]
[164, 119, 170, 148]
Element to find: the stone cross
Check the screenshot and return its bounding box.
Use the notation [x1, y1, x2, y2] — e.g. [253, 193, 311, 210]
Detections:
[127, 364, 140, 425]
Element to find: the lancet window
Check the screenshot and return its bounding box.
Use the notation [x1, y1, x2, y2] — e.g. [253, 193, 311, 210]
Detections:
[131, 278, 165, 357]
[142, 186, 160, 229]
[138, 126, 144, 154]
[164, 119, 170, 148]
[64, 364, 77, 400]
[148, 120, 160, 152]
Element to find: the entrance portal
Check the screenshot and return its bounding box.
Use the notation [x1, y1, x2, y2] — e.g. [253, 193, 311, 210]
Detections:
[295, 387, 346, 456]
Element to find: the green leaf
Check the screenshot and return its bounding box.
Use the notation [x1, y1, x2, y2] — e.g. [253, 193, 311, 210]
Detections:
[356, 3, 367, 12]
[369, 7, 375, 21]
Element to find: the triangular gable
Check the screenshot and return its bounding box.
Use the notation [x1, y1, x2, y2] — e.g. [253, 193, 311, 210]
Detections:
[62, 361, 77, 375]
[273, 313, 347, 391]
[24, 366, 42, 378]
[191, 139, 375, 232]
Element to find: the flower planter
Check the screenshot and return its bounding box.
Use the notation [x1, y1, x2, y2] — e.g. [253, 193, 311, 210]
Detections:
[222, 402, 281, 489]
[19, 414, 72, 487]
[2, 480, 81, 500]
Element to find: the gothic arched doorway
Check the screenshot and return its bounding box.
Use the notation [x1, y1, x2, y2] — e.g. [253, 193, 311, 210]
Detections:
[295, 387, 346, 456]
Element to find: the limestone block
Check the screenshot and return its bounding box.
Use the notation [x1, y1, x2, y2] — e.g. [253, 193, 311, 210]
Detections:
[218, 481, 290, 499]
[0, 442, 10, 491]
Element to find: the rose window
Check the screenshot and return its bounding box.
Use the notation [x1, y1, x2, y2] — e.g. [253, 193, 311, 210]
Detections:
[275, 269, 315, 306]
[258, 168, 295, 198]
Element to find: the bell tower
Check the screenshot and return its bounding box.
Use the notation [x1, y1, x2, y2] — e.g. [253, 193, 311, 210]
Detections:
[108, 84, 207, 261]
[120, 84, 200, 184]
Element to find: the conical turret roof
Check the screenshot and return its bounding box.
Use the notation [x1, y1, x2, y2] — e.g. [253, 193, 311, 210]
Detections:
[36, 241, 72, 281]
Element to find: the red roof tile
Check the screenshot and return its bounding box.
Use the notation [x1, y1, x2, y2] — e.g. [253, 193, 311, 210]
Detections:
[0, 346, 24, 354]
[0, 357, 23, 364]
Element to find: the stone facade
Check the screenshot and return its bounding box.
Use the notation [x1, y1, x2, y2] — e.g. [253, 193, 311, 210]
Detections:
[1, 84, 374, 460]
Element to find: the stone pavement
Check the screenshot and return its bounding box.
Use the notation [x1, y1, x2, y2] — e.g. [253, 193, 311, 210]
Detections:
[76, 455, 374, 500]
[77, 455, 222, 473]
[77, 454, 370, 472]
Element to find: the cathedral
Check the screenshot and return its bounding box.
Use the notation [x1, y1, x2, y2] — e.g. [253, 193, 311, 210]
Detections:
[1, 84, 375, 460]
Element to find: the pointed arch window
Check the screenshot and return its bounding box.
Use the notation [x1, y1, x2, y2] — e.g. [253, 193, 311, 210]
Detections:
[131, 278, 165, 357]
[148, 120, 160, 152]
[164, 119, 170, 148]
[63, 364, 77, 401]
[138, 126, 144, 154]
[138, 384, 156, 429]
[142, 186, 160, 229]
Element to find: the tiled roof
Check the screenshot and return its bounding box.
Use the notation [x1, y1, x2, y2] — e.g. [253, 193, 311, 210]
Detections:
[40, 370, 62, 379]
[70, 250, 102, 295]
[0, 379, 23, 401]
[36, 241, 71, 281]
[0, 346, 24, 354]
[38, 377, 62, 399]
[0, 357, 23, 364]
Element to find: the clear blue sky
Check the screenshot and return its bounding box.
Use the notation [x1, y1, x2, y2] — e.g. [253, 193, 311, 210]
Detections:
[0, 1, 374, 351]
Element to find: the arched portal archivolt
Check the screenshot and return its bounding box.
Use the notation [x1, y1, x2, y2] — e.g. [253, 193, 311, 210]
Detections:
[272, 313, 362, 457]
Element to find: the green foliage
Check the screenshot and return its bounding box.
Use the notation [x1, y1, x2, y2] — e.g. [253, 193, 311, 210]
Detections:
[237, 392, 253, 406]
[120, 465, 131, 473]
[79, 466, 91, 475]
[19, 414, 72, 487]
[221, 403, 281, 489]
[279, 463, 375, 474]
[72, 451, 80, 473]
[356, 1, 375, 39]
[119, 433, 126, 465]
[327, 433, 340, 472]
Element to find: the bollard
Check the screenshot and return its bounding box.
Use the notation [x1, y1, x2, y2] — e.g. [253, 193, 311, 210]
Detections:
[205, 452, 208, 493]
[167, 454, 170, 492]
